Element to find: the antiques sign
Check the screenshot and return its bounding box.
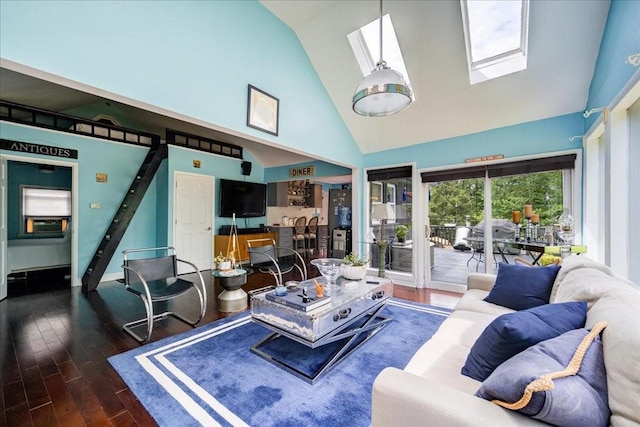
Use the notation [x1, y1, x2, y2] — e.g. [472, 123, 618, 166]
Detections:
[465, 154, 504, 163]
[289, 166, 315, 177]
[1, 139, 78, 159]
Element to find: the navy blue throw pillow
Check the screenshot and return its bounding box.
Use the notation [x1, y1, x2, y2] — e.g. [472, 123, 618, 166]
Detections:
[484, 263, 561, 310]
[461, 301, 587, 382]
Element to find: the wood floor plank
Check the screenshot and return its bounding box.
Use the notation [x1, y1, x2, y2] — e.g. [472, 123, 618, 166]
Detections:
[108, 410, 137, 427]
[77, 359, 126, 419]
[2, 380, 27, 410]
[115, 389, 157, 427]
[57, 360, 82, 383]
[30, 402, 59, 427]
[34, 351, 59, 379]
[43, 373, 84, 427]
[4, 402, 31, 427]
[21, 366, 50, 410]
[66, 377, 111, 427]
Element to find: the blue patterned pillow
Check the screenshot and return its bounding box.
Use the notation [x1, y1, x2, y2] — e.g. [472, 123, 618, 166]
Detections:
[484, 263, 561, 310]
[462, 301, 587, 382]
[476, 324, 610, 427]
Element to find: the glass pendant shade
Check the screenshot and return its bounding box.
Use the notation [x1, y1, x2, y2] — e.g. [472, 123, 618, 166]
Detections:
[352, 62, 412, 117]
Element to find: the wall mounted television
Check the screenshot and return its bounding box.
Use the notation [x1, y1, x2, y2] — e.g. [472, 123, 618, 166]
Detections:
[219, 178, 267, 218]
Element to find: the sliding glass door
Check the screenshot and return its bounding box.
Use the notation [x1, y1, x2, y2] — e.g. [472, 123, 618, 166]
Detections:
[423, 153, 578, 290]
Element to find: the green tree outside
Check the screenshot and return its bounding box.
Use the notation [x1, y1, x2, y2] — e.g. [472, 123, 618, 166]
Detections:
[429, 171, 563, 226]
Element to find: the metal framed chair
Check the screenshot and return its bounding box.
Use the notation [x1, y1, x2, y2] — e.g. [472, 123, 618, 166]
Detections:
[304, 216, 319, 257]
[121, 246, 207, 343]
[293, 216, 307, 256]
[247, 238, 307, 286]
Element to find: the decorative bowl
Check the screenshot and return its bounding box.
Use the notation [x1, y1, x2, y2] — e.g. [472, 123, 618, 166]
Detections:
[342, 264, 368, 280]
[310, 258, 345, 287]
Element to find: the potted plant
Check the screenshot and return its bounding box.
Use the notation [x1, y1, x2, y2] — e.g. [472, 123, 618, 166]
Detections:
[341, 252, 370, 280]
[214, 252, 232, 271]
[395, 224, 410, 243]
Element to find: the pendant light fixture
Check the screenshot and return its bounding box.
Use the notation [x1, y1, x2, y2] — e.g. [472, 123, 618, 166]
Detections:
[352, 0, 413, 117]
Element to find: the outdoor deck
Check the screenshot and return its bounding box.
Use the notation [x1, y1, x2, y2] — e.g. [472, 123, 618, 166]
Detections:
[430, 246, 523, 285]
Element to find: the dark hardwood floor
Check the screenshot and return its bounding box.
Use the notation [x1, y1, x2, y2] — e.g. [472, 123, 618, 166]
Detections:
[1, 264, 461, 426]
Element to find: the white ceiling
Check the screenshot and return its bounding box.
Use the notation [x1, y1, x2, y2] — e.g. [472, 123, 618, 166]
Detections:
[261, 0, 610, 153]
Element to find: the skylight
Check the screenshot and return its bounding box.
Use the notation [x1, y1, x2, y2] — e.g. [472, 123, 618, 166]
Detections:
[460, 0, 529, 84]
[348, 14, 414, 97]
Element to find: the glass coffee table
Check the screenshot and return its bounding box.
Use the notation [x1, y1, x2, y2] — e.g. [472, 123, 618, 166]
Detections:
[250, 276, 393, 384]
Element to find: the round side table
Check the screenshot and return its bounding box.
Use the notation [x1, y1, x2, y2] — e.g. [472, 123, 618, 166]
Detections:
[212, 268, 251, 312]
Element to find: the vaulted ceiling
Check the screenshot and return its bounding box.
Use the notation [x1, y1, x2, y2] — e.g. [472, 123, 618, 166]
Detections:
[261, 0, 610, 153]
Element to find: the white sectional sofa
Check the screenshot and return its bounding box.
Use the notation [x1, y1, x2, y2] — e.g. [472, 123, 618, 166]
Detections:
[372, 255, 640, 426]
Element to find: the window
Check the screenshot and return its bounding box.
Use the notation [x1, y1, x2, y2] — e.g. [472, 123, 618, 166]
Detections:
[460, 0, 529, 84]
[22, 187, 71, 234]
[348, 14, 414, 98]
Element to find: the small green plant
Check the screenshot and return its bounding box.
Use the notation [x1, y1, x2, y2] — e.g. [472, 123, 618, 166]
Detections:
[395, 224, 410, 241]
[214, 252, 229, 263]
[342, 252, 369, 266]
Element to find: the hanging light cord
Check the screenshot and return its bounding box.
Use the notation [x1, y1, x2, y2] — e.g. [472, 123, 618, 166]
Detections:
[378, 0, 384, 67]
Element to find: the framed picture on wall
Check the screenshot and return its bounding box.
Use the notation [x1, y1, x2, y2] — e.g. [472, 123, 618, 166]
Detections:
[247, 85, 279, 136]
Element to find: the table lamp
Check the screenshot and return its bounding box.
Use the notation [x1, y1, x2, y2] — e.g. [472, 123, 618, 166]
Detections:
[372, 203, 396, 277]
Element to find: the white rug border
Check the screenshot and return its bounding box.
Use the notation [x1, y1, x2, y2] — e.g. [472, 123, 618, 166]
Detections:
[134, 315, 252, 426]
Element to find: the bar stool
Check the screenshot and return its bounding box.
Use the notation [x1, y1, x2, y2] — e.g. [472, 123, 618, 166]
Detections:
[304, 216, 318, 258]
[293, 216, 307, 256]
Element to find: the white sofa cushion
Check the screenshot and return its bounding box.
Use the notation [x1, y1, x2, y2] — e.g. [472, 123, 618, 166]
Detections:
[454, 289, 515, 317]
[586, 290, 640, 426]
[404, 310, 498, 394]
[550, 255, 634, 304]
[548, 255, 640, 426]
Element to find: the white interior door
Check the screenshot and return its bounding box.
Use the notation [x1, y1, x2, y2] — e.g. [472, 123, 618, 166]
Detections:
[174, 172, 214, 273]
[0, 157, 7, 300]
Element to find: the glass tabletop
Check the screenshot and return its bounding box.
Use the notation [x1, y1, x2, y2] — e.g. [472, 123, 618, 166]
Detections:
[212, 267, 252, 278]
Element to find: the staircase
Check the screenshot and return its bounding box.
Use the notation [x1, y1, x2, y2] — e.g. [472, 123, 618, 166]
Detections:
[82, 143, 168, 292]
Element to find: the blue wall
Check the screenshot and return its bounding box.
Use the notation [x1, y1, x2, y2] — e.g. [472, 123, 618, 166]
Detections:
[0, 122, 276, 278]
[166, 145, 267, 236]
[1, 123, 158, 276]
[586, 0, 640, 129]
[364, 113, 584, 170]
[6, 161, 72, 239]
[0, 0, 361, 167]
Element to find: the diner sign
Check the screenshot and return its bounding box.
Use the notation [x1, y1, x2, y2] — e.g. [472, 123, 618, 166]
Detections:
[289, 166, 315, 177]
[0, 139, 78, 159]
[465, 154, 504, 163]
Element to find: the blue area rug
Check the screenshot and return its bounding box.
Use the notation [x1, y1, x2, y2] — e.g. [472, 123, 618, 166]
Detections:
[109, 299, 450, 427]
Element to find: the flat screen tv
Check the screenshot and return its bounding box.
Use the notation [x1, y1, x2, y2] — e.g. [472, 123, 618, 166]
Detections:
[219, 179, 267, 218]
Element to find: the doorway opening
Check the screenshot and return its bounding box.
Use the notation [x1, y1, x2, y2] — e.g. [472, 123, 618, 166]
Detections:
[4, 160, 73, 297]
